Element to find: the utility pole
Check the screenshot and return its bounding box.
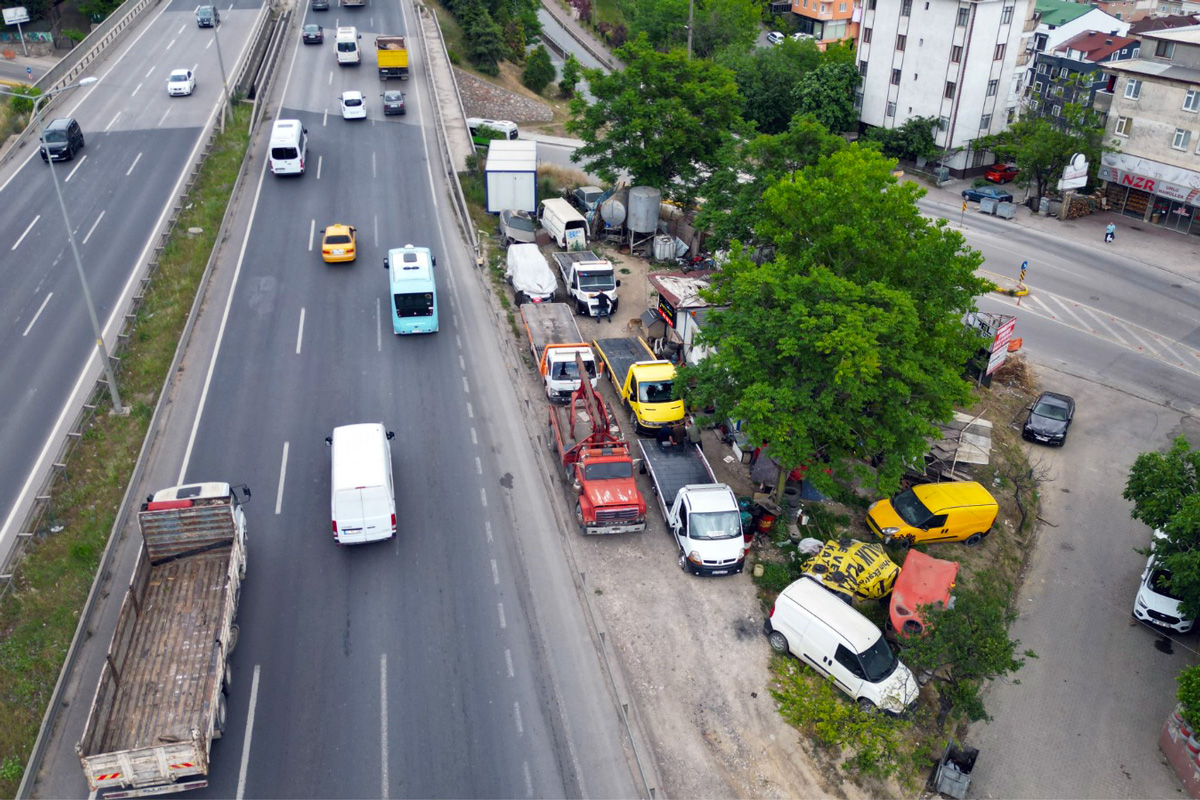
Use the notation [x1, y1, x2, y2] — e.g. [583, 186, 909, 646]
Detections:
[687, 0, 694, 58]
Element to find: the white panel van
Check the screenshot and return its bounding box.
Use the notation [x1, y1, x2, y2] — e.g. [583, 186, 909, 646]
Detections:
[325, 423, 396, 544]
[269, 119, 308, 175]
[336, 26, 362, 65]
[538, 198, 588, 250]
[764, 576, 919, 714]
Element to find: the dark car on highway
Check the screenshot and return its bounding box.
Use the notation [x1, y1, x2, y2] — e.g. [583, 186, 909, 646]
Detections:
[302, 24, 324, 43]
[381, 90, 406, 115]
[312, 0, 330, 9]
[1023, 392, 1075, 446]
[962, 185, 1014, 203]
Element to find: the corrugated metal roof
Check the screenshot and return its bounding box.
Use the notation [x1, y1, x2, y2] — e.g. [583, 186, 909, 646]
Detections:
[1035, 0, 1095, 27]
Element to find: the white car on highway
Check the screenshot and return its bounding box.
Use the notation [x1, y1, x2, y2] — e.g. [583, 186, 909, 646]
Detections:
[167, 69, 195, 96]
[339, 90, 367, 120]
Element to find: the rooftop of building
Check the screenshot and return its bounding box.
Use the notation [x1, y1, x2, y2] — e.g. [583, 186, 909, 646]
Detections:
[1035, 0, 1099, 27]
[1139, 23, 1200, 44]
[1128, 14, 1200, 35]
[1054, 29, 1140, 60]
[1105, 54, 1200, 83]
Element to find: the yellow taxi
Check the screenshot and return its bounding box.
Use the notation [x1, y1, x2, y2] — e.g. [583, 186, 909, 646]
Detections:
[321, 224, 357, 263]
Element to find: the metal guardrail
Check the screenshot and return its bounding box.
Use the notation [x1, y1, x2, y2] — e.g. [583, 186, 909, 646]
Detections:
[14, 8, 278, 797]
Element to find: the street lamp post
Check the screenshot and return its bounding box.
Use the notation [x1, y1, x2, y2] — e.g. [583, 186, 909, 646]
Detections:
[1, 77, 127, 415]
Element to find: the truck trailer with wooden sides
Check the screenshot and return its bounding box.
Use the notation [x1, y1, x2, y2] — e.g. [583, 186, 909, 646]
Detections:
[77, 482, 251, 798]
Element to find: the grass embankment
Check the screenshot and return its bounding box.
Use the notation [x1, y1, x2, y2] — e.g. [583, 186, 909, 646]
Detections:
[0, 102, 253, 796]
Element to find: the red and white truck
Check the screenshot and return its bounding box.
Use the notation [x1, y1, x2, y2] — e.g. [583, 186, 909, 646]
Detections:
[548, 355, 646, 534]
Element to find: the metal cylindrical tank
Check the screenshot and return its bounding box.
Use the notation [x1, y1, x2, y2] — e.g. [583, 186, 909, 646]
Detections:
[652, 234, 674, 261]
[627, 186, 662, 234]
[600, 188, 628, 228]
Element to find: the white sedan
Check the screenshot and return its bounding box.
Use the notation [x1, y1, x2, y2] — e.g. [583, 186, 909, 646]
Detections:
[339, 90, 367, 120]
[167, 69, 196, 96]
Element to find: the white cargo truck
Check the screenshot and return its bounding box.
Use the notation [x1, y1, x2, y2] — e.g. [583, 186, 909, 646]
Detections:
[551, 250, 619, 317]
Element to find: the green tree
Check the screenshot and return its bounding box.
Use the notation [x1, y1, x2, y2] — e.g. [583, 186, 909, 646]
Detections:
[559, 54, 582, 98]
[689, 0, 760, 58]
[1179, 664, 1200, 728]
[792, 60, 860, 133]
[1123, 436, 1200, 619]
[717, 39, 821, 135]
[696, 113, 846, 248]
[865, 116, 942, 163]
[4, 85, 41, 117]
[464, 7, 508, 75]
[522, 45, 556, 93]
[567, 34, 744, 200]
[685, 146, 988, 493]
[900, 574, 1030, 724]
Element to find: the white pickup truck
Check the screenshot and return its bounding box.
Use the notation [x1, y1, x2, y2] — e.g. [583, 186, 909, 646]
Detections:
[552, 250, 619, 317]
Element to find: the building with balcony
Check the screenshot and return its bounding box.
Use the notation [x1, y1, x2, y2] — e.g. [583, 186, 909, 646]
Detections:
[856, 0, 1030, 174]
[1100, 25, 1200, 235]
[1014, 0, 1130, 105]
[1027, 31, 1139, 120]
[788, 0, 860, 48]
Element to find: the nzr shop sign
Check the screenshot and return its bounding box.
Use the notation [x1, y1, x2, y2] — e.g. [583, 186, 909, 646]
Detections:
[1100, 154, 1200, 207]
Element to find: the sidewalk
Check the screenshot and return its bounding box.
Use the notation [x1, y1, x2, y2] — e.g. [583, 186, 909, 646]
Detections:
[919, 176, 1200, 278]
[0, 51, 61, 86]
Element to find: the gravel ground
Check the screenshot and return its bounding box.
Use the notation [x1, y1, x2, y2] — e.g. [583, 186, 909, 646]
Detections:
[455, 69, 555, 122]
[502, 245, 870, 799]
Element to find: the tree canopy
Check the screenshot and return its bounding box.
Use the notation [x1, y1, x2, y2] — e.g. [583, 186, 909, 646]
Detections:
[792, 59, 861, 134]
[568, 34, 744, 199]
[717, 40, 823, 135]
[683, 147, 988, 492]
[620, 0, 759, 57]
[1123, 436, 1200, 619]
[522, 45, 556, 93]
[865, 116, 942, 163]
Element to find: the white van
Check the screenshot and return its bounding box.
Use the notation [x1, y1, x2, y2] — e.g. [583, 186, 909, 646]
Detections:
[538, 198, 588, 250]
[764, 577, 919, 714]
[336, 26, 362, 65]
[325, 423, 396, 545]
[269, 119, 307, 175]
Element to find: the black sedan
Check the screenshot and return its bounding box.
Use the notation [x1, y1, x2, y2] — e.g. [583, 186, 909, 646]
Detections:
[302, 24, 323, 43]
[381, 90, 406, 115]
[312, 0, 329, 9]
[1023, 392, 1075, 446]
[962, 185, 1013, 203]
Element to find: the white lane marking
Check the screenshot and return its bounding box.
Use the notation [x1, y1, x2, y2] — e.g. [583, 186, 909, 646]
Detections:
[167, 37, 177, 50]
[485, 521, 493, 543]
[82, 211, 105, 245]
[328, 70, 333, 85]
[12, 215, 39, 250]
[125, 152, 142, 176]
[178, 23, 186, 33]
[159, 107, 172, 126]
[505, 649, 514, 678]
[22, 293, 53, 337]
[470, 428, 477, 445]
[456, 334, 462, 350]
[131, 82, 143, 97]
[1044, 294, 1092, 333]
[206, 37, 213, 50]
[491, 559, 498, 584]
[236, 665, 261, 800]
[1077, 305, 1130, 346]
[513, 701, 523, 734]
[523, 761, 533, 797]
[323, 107, 329, 125]
[144, 66, 154, 78]
[317, 155, 323, 180]
[458, 354, 465, 370]
[296, 308, 306, 354]
[64, 155, 87, 183]
[373, 214, 378, 248]
[462, 376, 469, 393]
[105, 111, 121, 131]
[497, 603, 506, 628]
[372, 151, 377, 179]
[275, 442, 289, 515]
[466, 402, 474, 418]
[376, 297, 382, 351]
[475, 456, 482, 474]
[308, 219, 316, 251]
[380, 653, 389, 799]
[480, 487, 487, 507]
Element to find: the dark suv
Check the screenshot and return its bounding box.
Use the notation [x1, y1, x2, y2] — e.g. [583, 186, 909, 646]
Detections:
[195, 5, 219, 26]
[40, 117, 85, 163]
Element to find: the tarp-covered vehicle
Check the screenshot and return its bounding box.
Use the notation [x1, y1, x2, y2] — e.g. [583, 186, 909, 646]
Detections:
[803, 538, 899, 601]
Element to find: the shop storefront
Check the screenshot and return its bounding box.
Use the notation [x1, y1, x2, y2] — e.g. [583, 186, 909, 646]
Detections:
[1099, 153, 1200, 237]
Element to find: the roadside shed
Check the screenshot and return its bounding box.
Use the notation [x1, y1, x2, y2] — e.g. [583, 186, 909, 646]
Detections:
[485, 139, 537, 214]
[647, 272, 716, 364]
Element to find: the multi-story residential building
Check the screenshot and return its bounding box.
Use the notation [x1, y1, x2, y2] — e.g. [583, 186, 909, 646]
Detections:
[1091, 0, 1155, 23]
[1128, 13, 1200, 34]
[856, 0, 1030, 174]
[1100, 25, 1200, 235]
[788, 0, 860, 48]
[1027, 31, 1139, 120]
[1014, 0, 1130, 104]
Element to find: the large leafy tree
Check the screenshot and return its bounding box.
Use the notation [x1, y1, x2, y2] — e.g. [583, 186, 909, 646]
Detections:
[620, 0, 758, 56]
[684, 146, 988, 492]
[865, 116, 942, 163]
[696, 113, 846, 248]
[522, 45, 556, 93]
[1123, 436, 1200, 619]
[900, 574, 1029, 724]
[792, 60, 860, 134]
[567, 35, 744, 199]
[717, 40, 822, 135]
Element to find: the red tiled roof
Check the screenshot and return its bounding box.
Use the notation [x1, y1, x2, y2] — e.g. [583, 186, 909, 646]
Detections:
[1053, 29, 1139, 60]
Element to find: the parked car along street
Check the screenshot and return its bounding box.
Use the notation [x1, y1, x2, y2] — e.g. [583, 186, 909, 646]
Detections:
[985, 163, 1020, 184]
[766, 31, 784, 45]
[1022, 391, 1074, 446]
[962, 185, 1014, 203]
[1134, 529, 1195, 633]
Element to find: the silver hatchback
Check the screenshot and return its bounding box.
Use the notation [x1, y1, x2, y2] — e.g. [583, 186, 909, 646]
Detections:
[497, 209, 537, 245]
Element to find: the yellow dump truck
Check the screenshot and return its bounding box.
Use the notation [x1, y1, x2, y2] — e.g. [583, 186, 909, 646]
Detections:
[376, 35, 409, 80]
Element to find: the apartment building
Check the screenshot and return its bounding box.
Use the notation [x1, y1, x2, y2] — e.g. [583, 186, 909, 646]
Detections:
[856, 0, 1030, 173]
[1014, 0, 1130, 104]
[1100, 25, 1200, 235]
[1027, 31, 1140, 120]
[788, 0, 860, 47]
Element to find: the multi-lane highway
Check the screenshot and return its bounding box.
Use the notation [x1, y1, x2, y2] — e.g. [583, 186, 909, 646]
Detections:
[27, 1, 639, 797]
[0, 0, 262, 573]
